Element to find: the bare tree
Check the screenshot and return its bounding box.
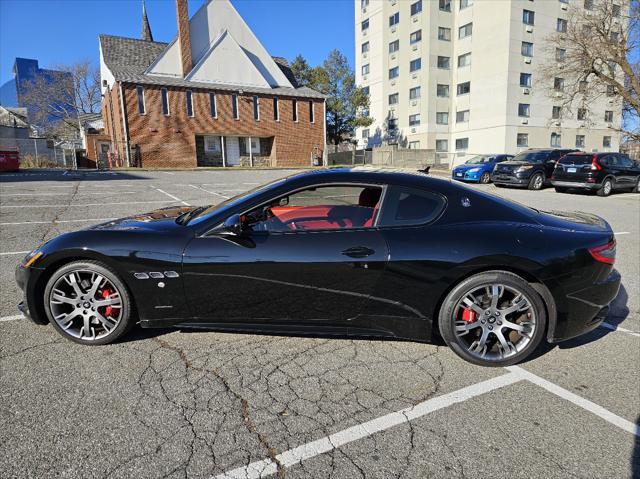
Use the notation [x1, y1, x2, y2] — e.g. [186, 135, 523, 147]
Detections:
[20, 60, 101, 139]
[541, 0, 639, 141]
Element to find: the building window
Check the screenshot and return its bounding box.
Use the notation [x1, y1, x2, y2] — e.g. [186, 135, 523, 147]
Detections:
[389, 12, 400, 27]
[253, 95, 260, 120]
[186, 90, 194, 117]
[577, 108, 587, 121]
[361, 19, 369, 31]
[518, 103, 530, 117]
[456, 110, 470, 123]
[604, 110, 613, 122]
[554, 77, 564, 91]
[292, 99, 298, 122]
[436, 139, 448, 152]
[455, 138, 469, 150]
[603, 136, 612, 147]
[410, 30, 422, 44]
[437, 84, 449, 97]
[232, 94, 239, 119]
[409, 114, 421, 126]
[309, 101, 314, 123]
[409, 86, 421, 99]
[361, 0, 369, 8]
[411, 0, 422, 15]
[389, 40, 400, 53]
[362, 64, 370, 75]
[388, 118, 398, 131]
[610, 31, 620, 43]
[556, 48, 566, 62]
[579, 81, 588, 92]
[550, 132, 561, 147]
[517, 133, 529, 147]
[362, 128, 369, 139]
[575, 135, 585, 148]
[362, 42, 369, 54]
[389, 67, 399, 79]
[584, 0, 594, 9]
[272, 98, 280, 121]
[459, 23, 472, 39]
[607, 85, 616, 96]
[552, 106, 562, 119]
[136, 86, 145, 114]
[438, 27, 451, 41]
[557, 18, 567, 33]
[612, 4, 620, 16]
[389, 93, 399, 105]
[436, 112, 449, 125]
[437, 56, 450, 69]
[161, 88, 170, 115]
[521, 41, 534, 57]
[520, 73, 532, 87]
[523, 10, 535, 26]
[460, 0, 473, 10]
[458, 52, 471, 68]
[439, 0, 451, 12]
[410, 58, 422, 72]
[209, 93, 216, 118]
[408, 141, 421, 149]
[457, 81, 471, 96]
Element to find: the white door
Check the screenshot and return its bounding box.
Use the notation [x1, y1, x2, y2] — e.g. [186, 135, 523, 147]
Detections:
[225, 137, 240, 166]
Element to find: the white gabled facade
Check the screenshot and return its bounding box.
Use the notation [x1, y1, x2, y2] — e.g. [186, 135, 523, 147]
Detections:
[355, 0, 623, 167]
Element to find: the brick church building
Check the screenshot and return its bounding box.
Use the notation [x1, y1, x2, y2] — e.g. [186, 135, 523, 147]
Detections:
[99, 0, 325, 168]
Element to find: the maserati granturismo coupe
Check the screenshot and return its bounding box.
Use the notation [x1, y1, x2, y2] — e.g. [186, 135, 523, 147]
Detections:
[15, 168, 620, 366]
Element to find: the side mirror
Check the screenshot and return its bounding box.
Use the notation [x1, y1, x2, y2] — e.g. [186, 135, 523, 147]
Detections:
[223, 214, 244, 236]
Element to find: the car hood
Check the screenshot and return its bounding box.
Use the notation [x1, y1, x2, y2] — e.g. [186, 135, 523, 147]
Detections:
[499, 160, 531, 167]
[454, 163, 491, 171]
[87, 205, 196, 231]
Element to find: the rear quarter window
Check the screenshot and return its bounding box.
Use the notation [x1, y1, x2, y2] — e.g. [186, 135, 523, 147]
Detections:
[378, 186, 445, 227]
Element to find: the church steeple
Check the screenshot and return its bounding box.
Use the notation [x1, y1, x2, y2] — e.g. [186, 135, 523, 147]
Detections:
[141, 0, 153, 42]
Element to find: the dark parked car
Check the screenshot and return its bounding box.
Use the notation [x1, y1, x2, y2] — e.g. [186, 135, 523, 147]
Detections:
[451, 154, 514, 184]
[16, 168, 620, 367]
[491, 149, 577, 190]
[551, 152, 640, 196]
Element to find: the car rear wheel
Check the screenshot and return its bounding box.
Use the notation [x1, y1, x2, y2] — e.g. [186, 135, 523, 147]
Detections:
[438, 271, 546, 367]
[528, 173, 544, 190]
[479, 172, 491, 184]
[44, 260, 133, 345]
[597, 178, 613, 197]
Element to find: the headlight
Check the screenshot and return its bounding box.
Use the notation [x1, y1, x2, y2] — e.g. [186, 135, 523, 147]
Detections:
[517, 165, 534, 172]
[23, 249, 43, 267]
[468, 168, 480, 173]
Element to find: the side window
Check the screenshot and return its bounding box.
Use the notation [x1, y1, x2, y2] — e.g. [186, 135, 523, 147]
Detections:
[619, 155, 634, 168]
[243, 185, 383, 233]
[378, 186, 445, 227]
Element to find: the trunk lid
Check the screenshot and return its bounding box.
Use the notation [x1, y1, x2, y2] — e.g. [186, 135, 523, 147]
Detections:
[536, 209, 612, 233]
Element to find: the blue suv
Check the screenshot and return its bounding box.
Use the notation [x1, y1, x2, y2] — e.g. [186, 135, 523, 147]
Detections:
[451, 154, 513, 184]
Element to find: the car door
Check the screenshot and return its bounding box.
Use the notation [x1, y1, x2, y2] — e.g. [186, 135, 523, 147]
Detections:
[181, 183, 389, 328]
[618, 154, 638, 188]
[602, 154, 625, 188]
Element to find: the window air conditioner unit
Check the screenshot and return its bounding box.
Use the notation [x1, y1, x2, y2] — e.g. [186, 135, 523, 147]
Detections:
[554, 121, 561, 126]
[411, 100, 418, 106]
[412, 73, 418, 79]
[390, 53, 396, 60]
[585, 10, 592, 16]
[413, 16, 418, 23]
[522, 88, 530, 95]
[411, 127, 417, 133]
[391, 80, 396, 86]
[524, 57, 532, 64]
[363, 30, 367, 36]
[363, 7, 367, 13]
[525, 26, 533, 33]
[608, 98, 614, 103]
[561, 3, 567, 10]
[555, 92, 563, 98]
[607, 122, 613, 128]
[363, 75, 368, 81]
[412, 45, 418, 51]
[391, 26, 397, 33]
[521, 119, 529, 124]
[557, 63, 564, 69]
[580, 123, 586, 128]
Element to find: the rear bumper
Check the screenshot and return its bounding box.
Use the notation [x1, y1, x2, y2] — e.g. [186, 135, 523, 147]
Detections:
[551, 180, 600, 190]
[549, 269, 621, 342]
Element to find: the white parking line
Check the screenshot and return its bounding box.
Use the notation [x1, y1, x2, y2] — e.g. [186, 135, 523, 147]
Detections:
[600, 321, 640, 337]
[214, 372, 523, 479]
[0, 314, 24, 322]
[614, 232, 630, 235]
[507, 366, 639, 436]
[0, 200, 173, 209]
[189, 184, 230, 199]
[0, 251, 29, 256]
[152, 186, 190, 206]
[1, 191, 138, 197]
[0, 218, 114, 226]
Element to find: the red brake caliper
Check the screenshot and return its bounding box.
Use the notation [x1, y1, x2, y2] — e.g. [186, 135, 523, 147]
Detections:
[461, 308, 476, 323]
[101, 288, 115, 317]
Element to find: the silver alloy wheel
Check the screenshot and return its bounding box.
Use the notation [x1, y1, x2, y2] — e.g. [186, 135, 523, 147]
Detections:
[453, 283, 536, 361]
[480, 172, 491, 184]
[603, 180, 612, 195]
[532, 174, 543, 190]
[48, 269, 123, 341]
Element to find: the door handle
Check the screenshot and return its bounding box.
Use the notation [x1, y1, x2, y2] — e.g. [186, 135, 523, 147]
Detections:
[341, 246, 375, 258]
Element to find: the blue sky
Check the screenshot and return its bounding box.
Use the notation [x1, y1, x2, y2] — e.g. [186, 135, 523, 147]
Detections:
[0, 0, 355, 85]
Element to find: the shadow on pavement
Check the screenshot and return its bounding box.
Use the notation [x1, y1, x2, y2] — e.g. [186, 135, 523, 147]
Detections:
[0, 169, 148, 183]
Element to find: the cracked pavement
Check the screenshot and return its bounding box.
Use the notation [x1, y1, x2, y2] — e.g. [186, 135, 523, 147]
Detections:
[1, 169, 639, 478]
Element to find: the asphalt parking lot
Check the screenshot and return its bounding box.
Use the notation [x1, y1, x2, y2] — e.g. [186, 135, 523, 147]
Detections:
[1, 168, 638, 479]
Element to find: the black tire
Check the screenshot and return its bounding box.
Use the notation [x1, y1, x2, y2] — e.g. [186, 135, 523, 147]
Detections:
[438, 271, 547, 367]
[528, 173, 544, 190]
[597, 178, 613, 197]
[479, 172, 491, 184]
[43, 260, 134, 345]
[554, 186, 568, 193]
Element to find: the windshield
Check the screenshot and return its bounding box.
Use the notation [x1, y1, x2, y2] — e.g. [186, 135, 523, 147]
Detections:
[511, 151, 547, 164]
[183, 177, 289, 225]
[465, 155, 495, 165]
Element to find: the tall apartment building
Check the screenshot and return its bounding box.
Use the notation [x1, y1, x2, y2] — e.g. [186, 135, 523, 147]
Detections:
[355, 0, 623, 165]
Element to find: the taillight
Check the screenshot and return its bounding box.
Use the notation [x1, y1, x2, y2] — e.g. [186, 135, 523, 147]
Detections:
[589, 239, 616, 264]
[591, 155, 602, 171]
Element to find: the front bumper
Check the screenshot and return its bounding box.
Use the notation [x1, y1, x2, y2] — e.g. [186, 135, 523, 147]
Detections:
[15, 263, 48, 325]
[551, 180, 600, 190]
[452, 170, 482, 182]
[491, 174, 529, 187]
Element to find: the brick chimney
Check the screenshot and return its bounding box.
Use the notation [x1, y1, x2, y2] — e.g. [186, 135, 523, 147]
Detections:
[175, 0, 192, 77]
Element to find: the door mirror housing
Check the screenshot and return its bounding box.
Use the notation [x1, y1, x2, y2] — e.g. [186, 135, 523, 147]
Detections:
[223, 214, 244, 236]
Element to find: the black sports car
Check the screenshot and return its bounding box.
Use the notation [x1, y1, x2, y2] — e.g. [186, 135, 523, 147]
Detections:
[15, 168, 620, 366]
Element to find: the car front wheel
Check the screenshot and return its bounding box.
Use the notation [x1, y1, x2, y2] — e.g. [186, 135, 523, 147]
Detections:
[528, 173, 544, 190]
[479, 172, 491, 184]
[438, 271, 547, 367]
[43, 260, 133, 345]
